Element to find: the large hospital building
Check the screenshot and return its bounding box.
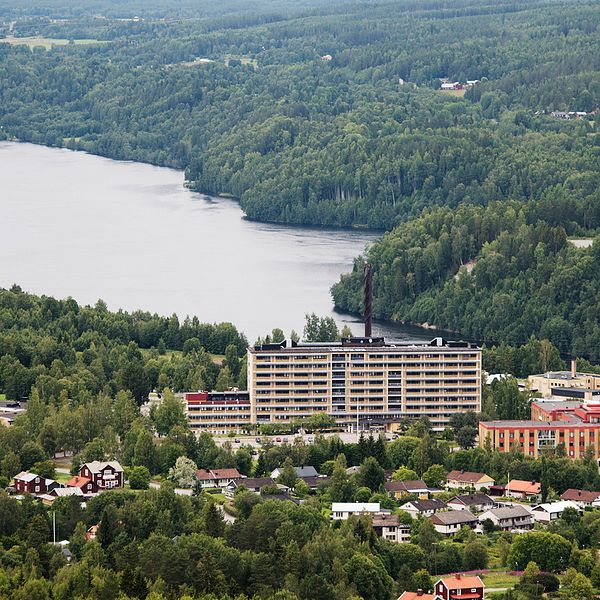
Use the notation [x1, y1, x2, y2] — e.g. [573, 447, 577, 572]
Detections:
[247, 336, 481, 431]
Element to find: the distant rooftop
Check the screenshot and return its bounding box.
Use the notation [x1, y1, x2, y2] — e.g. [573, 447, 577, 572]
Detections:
[252, 337, 479, 352]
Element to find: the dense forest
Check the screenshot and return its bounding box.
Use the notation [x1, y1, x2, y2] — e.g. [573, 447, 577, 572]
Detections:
[332, 196, 600, 359]
[0, 286, 248, 403]
[1, 0, 599, 228]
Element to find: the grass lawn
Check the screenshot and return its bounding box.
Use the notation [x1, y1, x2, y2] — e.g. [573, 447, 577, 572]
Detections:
[0, 394, 5, 401]
[481, 571, 519, 589]
[1, 36, 108, 50]
[440, 88, 466, 97]
[54, 471, 73, 484]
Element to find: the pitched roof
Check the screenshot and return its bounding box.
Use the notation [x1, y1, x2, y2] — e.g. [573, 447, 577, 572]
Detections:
[271, 466, 320, 478]
[52, 487, 84, 497]
[195, 468, 241, 481]
[448, 493, 494, 506]
[438, 574, 484, 589]
[447, 470, 492, 484]
[372, 513, 410, 528]
[506, 480, 541, 494]
[331, 502, 380, 513]
[385, 480, 429, 492]
[404, 499, 447, 512]
[431, 510, 477, 525]
[83, 461, 123, 473]
[532, 501, 579, 513]
[485, 505, 531, 519]
[211, 468, 242, 479]
[398, 592, 435, 600]
[66, 476, 91, 488]
[232, 477, 275, 489]
[560, 488, 600, 503]
[14, 471, 38, 482]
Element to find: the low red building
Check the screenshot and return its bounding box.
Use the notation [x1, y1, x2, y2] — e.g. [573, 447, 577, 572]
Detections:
[13, 471, 59, 495]
[434, 574, 484, 600]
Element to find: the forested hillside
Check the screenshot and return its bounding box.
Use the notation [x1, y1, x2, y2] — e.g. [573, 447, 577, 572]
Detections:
[0, 286, 248, 403]
[1, 0, 599, 227]
[332, 197, 600, 359]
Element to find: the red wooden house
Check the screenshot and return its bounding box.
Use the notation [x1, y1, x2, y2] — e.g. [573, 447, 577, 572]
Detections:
[13, 471, 59, 495]
[434, 574, 485, 600]
[70, 461, 124, 494]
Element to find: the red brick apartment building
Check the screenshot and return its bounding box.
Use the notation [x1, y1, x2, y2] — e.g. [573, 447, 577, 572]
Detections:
[479, 399, 600, 462]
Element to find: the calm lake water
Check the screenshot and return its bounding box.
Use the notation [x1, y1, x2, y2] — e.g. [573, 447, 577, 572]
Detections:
[0, 142, 434, 342]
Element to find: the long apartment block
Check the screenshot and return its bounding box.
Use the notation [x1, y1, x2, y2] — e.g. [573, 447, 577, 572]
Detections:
[247, 337, 482, 430]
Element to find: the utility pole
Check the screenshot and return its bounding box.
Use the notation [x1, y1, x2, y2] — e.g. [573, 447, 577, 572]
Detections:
[52, 511, 56, 544]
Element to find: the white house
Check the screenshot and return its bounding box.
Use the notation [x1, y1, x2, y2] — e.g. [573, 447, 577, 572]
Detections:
[331, 502, 380, 520]
[531, 501, 581, 523]
[430, 510, 477, 535]
[447, 493, 495, 513]
[479, 505, 533, 531]
[372, 514, 412, 543]
[402, 499, 447, 518]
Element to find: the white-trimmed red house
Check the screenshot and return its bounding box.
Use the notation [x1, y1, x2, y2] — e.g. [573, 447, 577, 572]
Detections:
[77, 461, 124, 493]
[434, 574, 484, 600]
[13, 471, 60, 495]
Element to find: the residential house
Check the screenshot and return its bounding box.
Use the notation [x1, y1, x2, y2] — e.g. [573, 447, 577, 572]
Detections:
[66, 475, 95, 496]
[441, 82, 462, 90]
[398, 591, 434, 600]
[433, 574, 485, 600]
[13, 471, 60, 495]
[224, 477, 275, 497]
[86, 525, 99, 541]
[446, 470, 494, 491]
[430, 510, 477, 536]
[506, 480, 541, 501]
[531, 501, 581, 523]
[385, 480, 430, 499]
[372, 514, 412, 543]
[447, 493, 495, 513]
[479, 505, 533, 531]
[331, 502, 381, 520]
[560, 489, 600, 508]
[271, 466, 319, 479]
[302, 475, 330, 490]
[401, 499, 447, 518]
[79, 461, 124, 493]
[195, 468, 243, 489]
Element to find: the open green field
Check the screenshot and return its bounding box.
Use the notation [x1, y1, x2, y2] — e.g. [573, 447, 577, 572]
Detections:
[0, 394, 5, 401]
[480, 571, 520, 589]
[53, 471, 73, 484]
[439, 88, 466, 97]
[0, 36, 107, 50]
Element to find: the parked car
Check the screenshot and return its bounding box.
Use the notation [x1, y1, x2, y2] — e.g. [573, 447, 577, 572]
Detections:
[234, 438, 241, 443]
[276, 437, 282, 442]
[255, 437, 262, 444]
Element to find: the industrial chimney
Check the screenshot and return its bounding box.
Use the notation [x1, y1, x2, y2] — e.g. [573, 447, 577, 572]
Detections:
[571, 359, 577, 378]
[364, 263, 372, 338]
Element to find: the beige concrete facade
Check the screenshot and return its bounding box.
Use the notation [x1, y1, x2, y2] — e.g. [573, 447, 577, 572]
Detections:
[248, 338, 481, 430]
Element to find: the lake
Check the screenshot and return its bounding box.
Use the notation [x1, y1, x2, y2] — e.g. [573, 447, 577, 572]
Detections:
[0, 141, 434, 342]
